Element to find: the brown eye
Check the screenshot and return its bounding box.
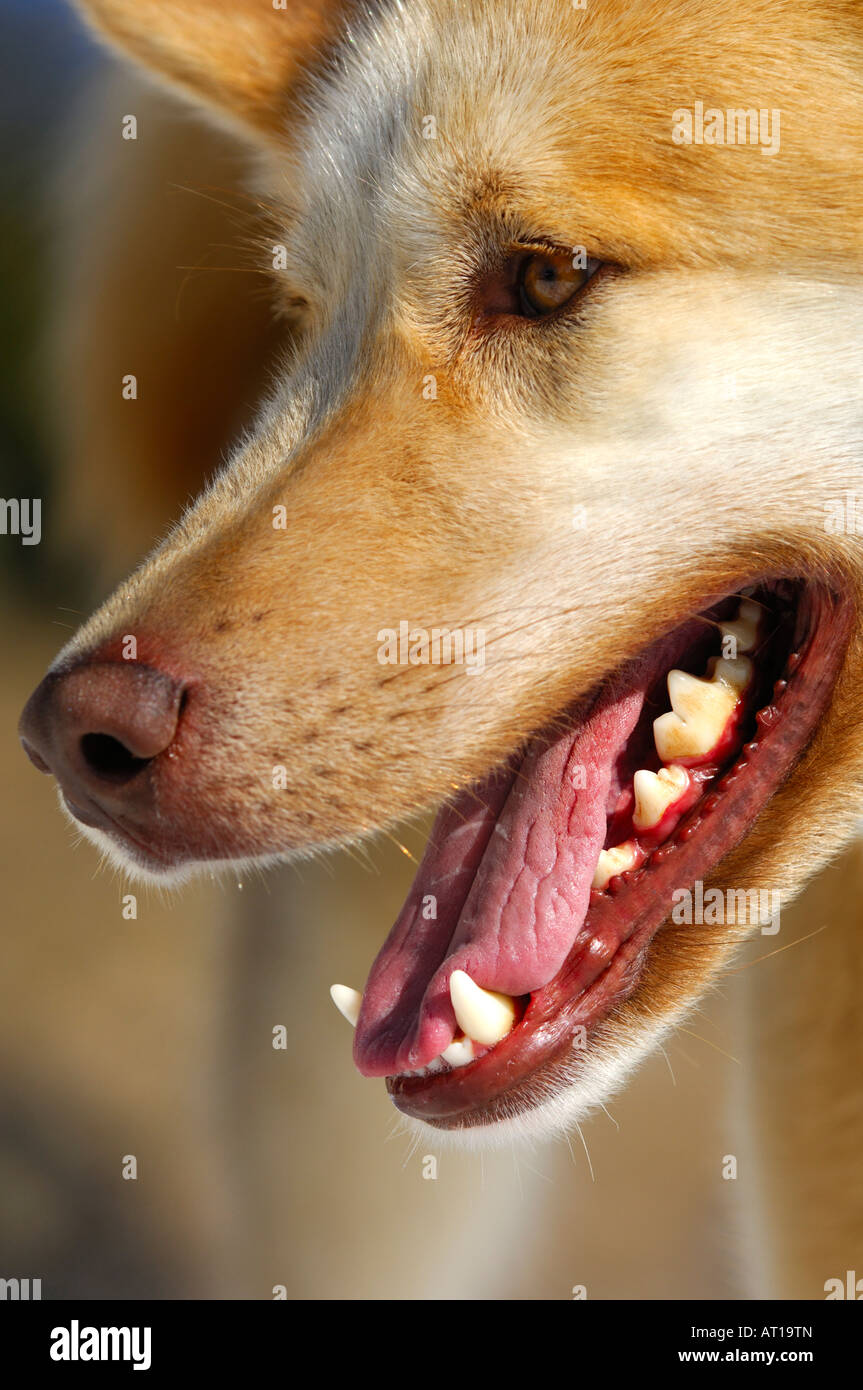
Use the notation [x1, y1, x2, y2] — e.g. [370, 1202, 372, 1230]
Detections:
[519, 251, 593, 317]
[474, 247, 605, 324]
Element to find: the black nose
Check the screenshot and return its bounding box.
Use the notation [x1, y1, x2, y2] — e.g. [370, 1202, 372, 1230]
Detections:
[19, 661, 184, 827]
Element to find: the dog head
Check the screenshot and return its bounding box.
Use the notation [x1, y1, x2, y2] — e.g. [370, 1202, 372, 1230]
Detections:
[20, 0, 863, 1141]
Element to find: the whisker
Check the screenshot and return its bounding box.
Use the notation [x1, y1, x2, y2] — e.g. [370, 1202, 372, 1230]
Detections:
[574, 1120, 595, 1183]
[677, 1027, 741, 1066]
[727, 923, 828, 972]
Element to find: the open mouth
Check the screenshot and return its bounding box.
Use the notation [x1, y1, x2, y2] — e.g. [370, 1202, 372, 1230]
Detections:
[335, 577, 854, 1131]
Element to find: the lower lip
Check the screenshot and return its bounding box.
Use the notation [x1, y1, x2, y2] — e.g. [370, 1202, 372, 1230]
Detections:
[386, 580, 855, 1129]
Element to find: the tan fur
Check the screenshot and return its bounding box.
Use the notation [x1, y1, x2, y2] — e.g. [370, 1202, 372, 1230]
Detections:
[52, 66, 287, 581]
[40, 0, 863, 1290]
[75, 0, 355, 137]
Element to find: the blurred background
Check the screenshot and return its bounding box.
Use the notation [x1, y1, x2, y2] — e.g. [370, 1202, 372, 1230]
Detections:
[0, 0, 765, 1299]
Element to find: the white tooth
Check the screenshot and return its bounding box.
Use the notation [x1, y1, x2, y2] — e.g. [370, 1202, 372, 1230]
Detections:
[666, 668, 734, 722]
[592, 840, 640, 890]
[653, 710, 703, 760]
[632, 764, 689, 831]
[441, 1036, 476, 1068]
[402, 1057, 446, 1078]
[711, 654, 753, 692]
[654, 656, 753, 761]
[449, 970, 516, 1047]
[329, 983, 363, 1027]
[720, 599, 762, 656]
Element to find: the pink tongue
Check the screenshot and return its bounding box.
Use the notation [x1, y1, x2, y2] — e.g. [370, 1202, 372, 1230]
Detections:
[353, 682, 647, 1077]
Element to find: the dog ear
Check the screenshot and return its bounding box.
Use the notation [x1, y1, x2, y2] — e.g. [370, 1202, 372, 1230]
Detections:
[74, 0, 352, 139]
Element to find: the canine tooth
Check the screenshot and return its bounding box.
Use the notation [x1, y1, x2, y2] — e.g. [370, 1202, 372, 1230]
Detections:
[449, 970, 516, 1046]
[720, 599, 761, 656]
[329, 983, 363, 1027]
[441, 1036, 476, 1068]
[592, 840, 640, 890]
[632, 764, 689, 831]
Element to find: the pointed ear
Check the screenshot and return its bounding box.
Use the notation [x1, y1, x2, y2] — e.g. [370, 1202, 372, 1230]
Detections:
[75, 0, 352, 139]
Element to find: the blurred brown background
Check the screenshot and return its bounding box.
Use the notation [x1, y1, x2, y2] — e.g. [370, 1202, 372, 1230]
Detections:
[0, 0, 770, 1300]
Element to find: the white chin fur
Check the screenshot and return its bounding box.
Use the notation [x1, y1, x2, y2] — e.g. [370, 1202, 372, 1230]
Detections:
[56, 788, 289, 889]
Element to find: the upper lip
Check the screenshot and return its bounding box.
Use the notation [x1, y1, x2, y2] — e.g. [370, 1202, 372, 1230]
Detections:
[61, 792, 177, 867]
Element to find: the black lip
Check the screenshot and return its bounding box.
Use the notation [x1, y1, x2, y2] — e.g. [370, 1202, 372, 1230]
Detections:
[62, 792, 180, 869]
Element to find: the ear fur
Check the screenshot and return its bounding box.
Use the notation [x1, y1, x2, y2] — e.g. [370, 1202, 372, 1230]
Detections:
[74, 0, 352, 139]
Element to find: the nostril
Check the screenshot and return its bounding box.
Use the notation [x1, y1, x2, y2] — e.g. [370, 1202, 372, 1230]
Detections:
[80, 732, 153, 785]
[19, 659, 186, 804]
